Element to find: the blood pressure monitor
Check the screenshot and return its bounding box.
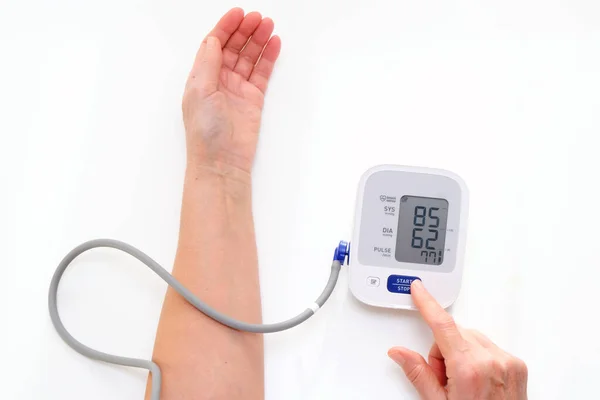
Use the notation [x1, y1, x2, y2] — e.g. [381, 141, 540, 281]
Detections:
[349, 165, 469, 310]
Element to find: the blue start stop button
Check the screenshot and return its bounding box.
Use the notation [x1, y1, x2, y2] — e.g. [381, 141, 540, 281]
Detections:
[387, 275, 421, 294]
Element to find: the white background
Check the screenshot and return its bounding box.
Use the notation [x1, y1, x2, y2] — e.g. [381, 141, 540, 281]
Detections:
[1, 0, 599, 399]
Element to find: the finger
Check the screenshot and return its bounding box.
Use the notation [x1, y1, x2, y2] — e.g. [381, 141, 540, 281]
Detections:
[189, 36, 222, 97]
[428, 343, 448, 387]
[233, 17, 275, 79]
[411, 279, 466, 356]
[248, 35, 281, 93]
[388, 347, 446, 400]
[222, 11, 263, 70]
[204, 7, 245, 49]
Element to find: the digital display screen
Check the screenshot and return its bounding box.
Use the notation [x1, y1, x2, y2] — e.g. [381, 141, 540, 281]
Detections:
[395, 196, 449, 265]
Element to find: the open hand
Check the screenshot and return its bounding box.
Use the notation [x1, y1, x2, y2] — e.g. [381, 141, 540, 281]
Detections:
[182, 8, 281, 174]
[388, 280, 528, 399]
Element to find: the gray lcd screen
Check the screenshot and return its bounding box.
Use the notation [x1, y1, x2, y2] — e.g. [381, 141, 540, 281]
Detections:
[395, 196, 449, 265]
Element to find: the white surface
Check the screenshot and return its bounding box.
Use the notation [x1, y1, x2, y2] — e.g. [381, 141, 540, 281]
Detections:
[1, 1, 600, 399]
[348, 165, 468, 310]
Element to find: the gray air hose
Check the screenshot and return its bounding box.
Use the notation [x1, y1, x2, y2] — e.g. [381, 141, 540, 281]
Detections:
[48, 238, 343, 400]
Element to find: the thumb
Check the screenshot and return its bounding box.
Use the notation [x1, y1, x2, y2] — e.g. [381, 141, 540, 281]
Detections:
[388, 347, 446, 400]
[190, 36, 223, 96]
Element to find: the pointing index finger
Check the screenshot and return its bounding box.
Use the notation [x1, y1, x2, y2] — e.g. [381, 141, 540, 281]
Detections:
[411, 279, 465, 356]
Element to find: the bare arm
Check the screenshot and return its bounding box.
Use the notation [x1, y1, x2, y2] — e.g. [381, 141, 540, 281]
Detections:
[146, 8, 281, 399]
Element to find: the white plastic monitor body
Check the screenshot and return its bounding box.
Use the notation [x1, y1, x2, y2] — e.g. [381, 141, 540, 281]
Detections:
[348, 165, 469, 310]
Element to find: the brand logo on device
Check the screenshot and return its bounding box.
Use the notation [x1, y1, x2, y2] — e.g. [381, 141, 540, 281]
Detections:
[380, 195, 397, 203]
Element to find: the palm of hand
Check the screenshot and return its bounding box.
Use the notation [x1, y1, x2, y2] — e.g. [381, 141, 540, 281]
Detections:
[184, 69, 265, 171]
[182, 9, 281, 173]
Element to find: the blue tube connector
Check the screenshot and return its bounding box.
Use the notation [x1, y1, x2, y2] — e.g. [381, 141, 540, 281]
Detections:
[333, 240, 350, 265]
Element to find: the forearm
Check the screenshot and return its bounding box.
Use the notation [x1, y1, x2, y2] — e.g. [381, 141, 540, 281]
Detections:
[147, 162, 263, 399]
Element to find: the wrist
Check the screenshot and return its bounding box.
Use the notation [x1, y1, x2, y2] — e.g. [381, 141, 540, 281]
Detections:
[186, 141, 255, 178]
[184, 159, 253, 192]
